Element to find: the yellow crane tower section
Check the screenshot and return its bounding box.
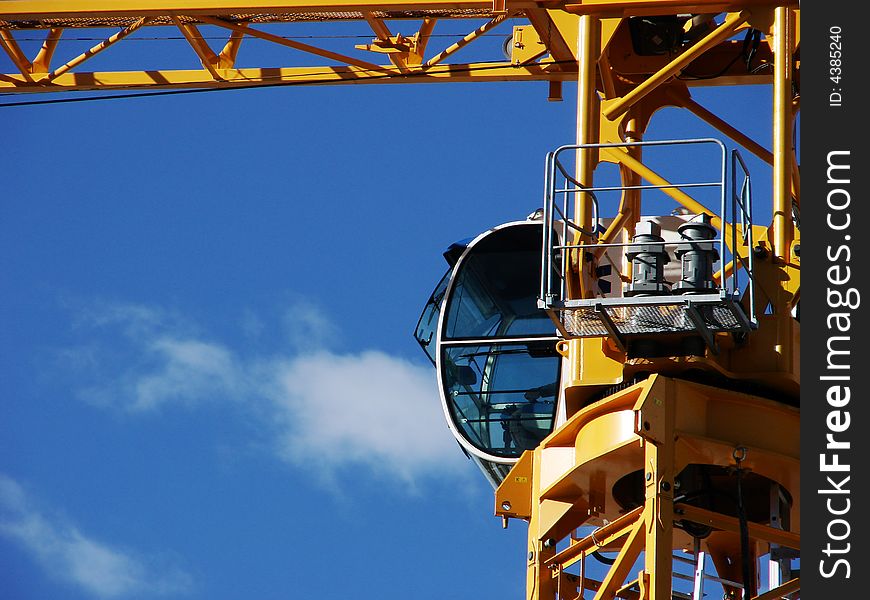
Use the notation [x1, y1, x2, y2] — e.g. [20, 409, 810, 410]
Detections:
[2, 2, 800, 599]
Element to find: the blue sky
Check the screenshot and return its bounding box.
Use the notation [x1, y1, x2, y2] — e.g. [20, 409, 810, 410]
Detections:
[1, 21, 779, 600]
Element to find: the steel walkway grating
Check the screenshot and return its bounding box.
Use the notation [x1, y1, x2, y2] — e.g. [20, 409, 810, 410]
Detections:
[550, 294, 750, 340]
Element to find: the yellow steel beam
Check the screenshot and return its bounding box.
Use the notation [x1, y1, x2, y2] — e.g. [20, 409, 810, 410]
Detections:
[674, 93, 774, 166]
[46, 16, 152, 81]
[31, 27, 64, 73]
[0, 0, 786, 16]
[676, 504, 801, 549]
[602, 11, 750, 121]
[172, 17, 223, 80]
[0, 60, 574, 91]
[524, 8, 576, 64]
[597, 48, 616, 98]
[196, 14, 391, 72]
[544, 505, 643, 569]
[423, 14, 507, 68]
[640, 378, 676, 599]
[752, 578, 800, 600]
[592, 518, 645, 600]
[0, 29, 33, 79]
[0, 0, 503, 22]
[574, 14, 599, 232]
[526, 447, 557, 600]
[771, 6, 795, 260]
[564, 0, 795, 17]
[217, 27, 246, 69]
[362, 12, 411, 71]
[602, 146, 720, 227]
[415, 17, 437, 57]
[571, 14, 601, 300]
[364, 12, 393, 41]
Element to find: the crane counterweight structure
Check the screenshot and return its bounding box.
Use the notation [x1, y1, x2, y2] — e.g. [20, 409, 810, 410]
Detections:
[3, 1, 800, 598]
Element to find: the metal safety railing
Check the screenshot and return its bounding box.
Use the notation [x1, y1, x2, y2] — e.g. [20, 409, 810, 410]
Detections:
[731, 148, 757, 325]
[539, 138, 757, 351]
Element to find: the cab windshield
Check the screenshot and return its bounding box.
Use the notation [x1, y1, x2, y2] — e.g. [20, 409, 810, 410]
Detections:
[437, 222, 561, 460]
[442, 341, 558, 458]
[443, 225, 552, 340]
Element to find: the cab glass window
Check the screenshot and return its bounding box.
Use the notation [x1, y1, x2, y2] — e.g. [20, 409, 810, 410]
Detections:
[443, 226, 551, 340]
[441, 341, 559, 458]
[414, 269, 451, 364]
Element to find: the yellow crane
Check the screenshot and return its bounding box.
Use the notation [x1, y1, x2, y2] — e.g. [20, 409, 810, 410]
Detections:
[2, 2, 800, 598]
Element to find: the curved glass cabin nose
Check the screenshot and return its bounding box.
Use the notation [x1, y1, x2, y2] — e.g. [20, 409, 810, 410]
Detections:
[415, 220, 561, 486]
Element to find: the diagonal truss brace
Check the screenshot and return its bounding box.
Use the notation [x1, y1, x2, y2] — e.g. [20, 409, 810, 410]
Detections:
[3, 18, 149, 85]
[424, 14, 508, 68]
[46, 17, 153, 82]
[196, 14, 391, 73]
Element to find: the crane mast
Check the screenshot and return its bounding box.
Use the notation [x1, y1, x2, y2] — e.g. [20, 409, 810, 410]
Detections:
[2, 2, 800, 598]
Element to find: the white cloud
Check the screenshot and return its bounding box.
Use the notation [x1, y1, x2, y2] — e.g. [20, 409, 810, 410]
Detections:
[239, 309, 265, 340]
[66, 301, 467, 484]
[76, 335, 244, 413]
[281, 300, 338, 351]
[71, 301, 170, 338]
[267, 350, 463, 481]
[0, 475, 192, 598]
[129, 337, 243, 412]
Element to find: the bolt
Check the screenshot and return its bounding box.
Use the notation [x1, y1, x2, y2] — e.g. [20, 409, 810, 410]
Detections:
[528, 551, 535, 562]
[501, 501, 512, 511]
[646, 472, 653, 481]
[661, 481, 671, 492]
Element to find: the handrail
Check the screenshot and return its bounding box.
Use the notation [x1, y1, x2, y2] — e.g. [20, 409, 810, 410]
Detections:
[539, 137, 756, 340]
[731, 149, 757, 325]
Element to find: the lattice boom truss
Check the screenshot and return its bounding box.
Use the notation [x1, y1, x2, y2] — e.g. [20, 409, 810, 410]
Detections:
[0, 1, 787, 93]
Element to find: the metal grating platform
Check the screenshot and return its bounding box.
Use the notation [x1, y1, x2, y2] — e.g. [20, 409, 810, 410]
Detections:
[539, 139, 759, 355]
[0, 9, 504, 29]
[549, 294, 751, 346]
